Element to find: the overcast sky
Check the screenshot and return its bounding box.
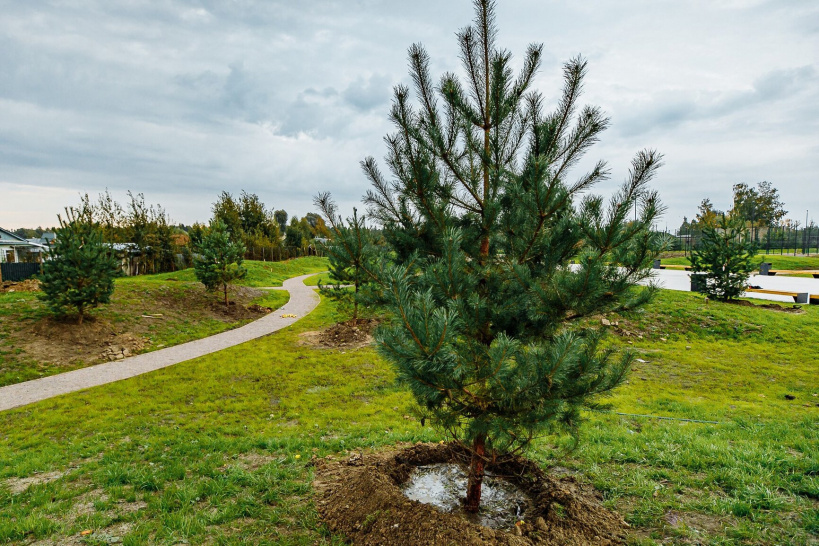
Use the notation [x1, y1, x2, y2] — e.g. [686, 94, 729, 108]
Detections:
[1, 0, 817, 230]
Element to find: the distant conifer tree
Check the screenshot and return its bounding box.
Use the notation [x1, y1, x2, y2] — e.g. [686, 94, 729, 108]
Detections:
[691, 214, 759, 301]
[314, 192, 376, 322]
[194, 220, 247, 306]
[39, 206, 121, 324]
[274, 210, 289, 233]
[361, 0, 664, 512]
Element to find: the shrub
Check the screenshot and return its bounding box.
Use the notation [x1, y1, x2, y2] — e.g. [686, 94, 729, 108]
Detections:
[193, 220, 247, 306]
[691, 215, 759, 301]
[39, 207, 121, 324]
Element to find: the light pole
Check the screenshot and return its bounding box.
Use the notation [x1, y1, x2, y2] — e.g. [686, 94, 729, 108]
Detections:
[805, 210, 809, 254]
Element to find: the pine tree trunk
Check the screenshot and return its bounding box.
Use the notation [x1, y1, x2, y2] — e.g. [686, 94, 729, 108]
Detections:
[353, 277, 359, 323]
[224, 283, 228, 307]
[465, 434, 486, 513]
[480, 0, 491, 264]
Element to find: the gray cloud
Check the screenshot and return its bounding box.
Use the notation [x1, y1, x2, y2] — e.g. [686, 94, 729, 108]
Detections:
[0, 0, 817, 229]
[614, 65, 819, 139]
[342, 74, 393, 112]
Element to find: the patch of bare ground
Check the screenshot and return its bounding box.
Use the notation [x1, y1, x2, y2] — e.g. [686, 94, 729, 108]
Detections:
[662, 510, 733, 536]
[26, 522, 134, 546]
[314, 442, 630, 546]
[26, 537, 84, 546]
[223, 451, 278, 471]
[115, 500, 147, 514]
[29, 317, 147, 365]
[3, 471, 65, 494]
[613, 494, 739, 544]
[299, 318, 377, 349]
[68, 489, 108, 519]
[0, 279, 42, 293]
[731, 299, 804, 313]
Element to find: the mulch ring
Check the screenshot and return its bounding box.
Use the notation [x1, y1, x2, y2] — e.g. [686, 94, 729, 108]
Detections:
[0, 279, 42, 293]
[313, 442, 630, 546]
[299, 318, 377, 349]
[206, 287, 274, 319]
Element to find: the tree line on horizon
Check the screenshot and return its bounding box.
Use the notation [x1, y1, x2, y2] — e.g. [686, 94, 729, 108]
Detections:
[677, 181, 810, 237]
[668, 181, 818, 254]
[10, 189, 338, 272]
[29, 187, 348, 321]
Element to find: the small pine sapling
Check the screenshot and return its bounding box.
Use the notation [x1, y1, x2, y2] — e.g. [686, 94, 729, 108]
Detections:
[314, 192, 377, 323]
[39, 206, 121, 324]
[194, 220, 247, 306]
[690, 214, 759, 301]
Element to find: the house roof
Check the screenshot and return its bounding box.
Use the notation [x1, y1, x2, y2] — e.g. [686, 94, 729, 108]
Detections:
[25, 239, 49, 251]
[108, 242, 140, 253]
[0, 227, 34, 246]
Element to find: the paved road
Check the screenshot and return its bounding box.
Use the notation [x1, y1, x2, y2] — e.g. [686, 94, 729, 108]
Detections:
[0, 273, 322, 412]
[647, 269, 818, 303]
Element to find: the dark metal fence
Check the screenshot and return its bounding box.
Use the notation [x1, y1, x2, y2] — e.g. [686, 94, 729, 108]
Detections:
[244, 245, 325, 261]
[761, 225, 819, 256]
[663, 224, 819, 257]
[0, 262, 41, 282]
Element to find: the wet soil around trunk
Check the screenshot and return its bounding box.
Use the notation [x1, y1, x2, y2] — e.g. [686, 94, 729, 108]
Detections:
[313, 442, 630, 545]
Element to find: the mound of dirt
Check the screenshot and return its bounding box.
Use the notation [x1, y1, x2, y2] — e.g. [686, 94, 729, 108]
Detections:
[300, 318, 377, 349]
[99, 333, 147, 361]
[0, 279, 41, 293]
[757, 303, 804, 313]
[246, 303, 273, 314]
[28, 316, 148, 365]
[730, 299, 804, 313]
[207, 288, 273, 320]
[314, 443, 629, 546]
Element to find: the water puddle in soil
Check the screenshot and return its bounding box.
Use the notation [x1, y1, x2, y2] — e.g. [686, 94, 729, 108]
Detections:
[401, 462, 532, 530]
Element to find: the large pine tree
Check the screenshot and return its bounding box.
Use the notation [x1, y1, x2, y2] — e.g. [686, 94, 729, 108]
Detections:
[39, 207, 121, 324]
[363, 0, 664, 512]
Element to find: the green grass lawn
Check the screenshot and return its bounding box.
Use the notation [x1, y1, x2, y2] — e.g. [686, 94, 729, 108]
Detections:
[662, 254, 819, 272]
[302, 273, 335, 287]
[0, 289, 816, 545]
[146, 257, 328, 287]
[0, 258, 326, 388]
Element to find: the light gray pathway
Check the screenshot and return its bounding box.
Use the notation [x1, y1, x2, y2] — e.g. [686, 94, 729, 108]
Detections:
[646, 269, 819, 303]
[0, 273, 322, 412]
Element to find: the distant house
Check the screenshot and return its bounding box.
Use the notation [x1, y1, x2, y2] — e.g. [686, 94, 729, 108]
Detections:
[108, 242, 142, 276]
[308, 237, 329, 256]
[0, 227, 48, 263]
[24, 232, 57, 261]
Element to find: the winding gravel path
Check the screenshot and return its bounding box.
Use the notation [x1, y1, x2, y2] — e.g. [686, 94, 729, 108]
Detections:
[0, 273, 322, 412]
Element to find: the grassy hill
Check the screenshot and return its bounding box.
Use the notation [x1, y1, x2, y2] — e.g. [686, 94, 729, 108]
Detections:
[0, 288, 816, 544]
[0, 258, 327, 387]
[661, 254, 819, 273]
